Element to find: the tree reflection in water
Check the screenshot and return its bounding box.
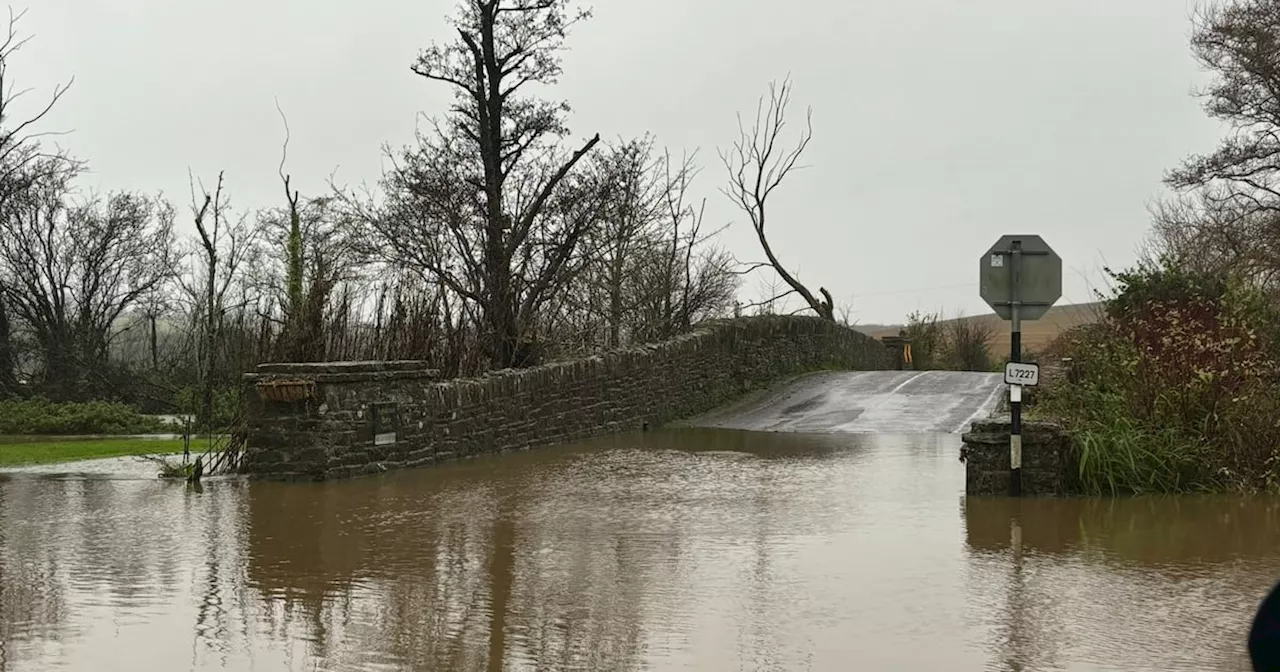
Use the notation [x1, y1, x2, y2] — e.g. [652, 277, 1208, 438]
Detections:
[0, 431, 1277, 671]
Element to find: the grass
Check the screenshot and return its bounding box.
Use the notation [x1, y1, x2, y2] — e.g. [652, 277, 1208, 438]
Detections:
[0, 437, 188, 467]
[1072, 420, 1212, 495]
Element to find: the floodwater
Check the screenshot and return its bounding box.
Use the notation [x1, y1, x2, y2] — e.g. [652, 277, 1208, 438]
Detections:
[1, 428, 1278, 672]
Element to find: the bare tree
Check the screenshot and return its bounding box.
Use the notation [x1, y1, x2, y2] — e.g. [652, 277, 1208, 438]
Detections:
[373, 0, 602, 370]
[1150, 185, 1280, 297]
[179, 171, 259, 425]
[0, 163, 177, 398]
[0, 8, 74, 394]
[942, 312, 996, 372]
[0, 8, 74, 210]
[721, 77, 834, 320]
[1168, 1, 1280, 199]
[543, 140, 738, 351]
[642, 148, 736, 338]
[595, 137, 664, 346]
[555, 136, 669, 347]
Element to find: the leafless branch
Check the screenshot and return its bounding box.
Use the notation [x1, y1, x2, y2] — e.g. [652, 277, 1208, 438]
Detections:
[720, 76, 833, 320]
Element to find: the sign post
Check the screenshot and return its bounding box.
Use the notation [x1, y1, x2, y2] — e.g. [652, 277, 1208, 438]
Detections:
[979, 235, 1061, 496]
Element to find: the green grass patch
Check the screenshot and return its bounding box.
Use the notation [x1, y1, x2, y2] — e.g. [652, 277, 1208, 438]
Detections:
[0, 438, 187, 467]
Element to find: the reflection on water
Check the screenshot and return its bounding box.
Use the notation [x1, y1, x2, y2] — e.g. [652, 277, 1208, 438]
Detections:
[0, 428, 1277, 671]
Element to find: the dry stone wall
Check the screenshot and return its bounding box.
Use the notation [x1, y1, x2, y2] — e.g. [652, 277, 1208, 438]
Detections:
[240, 316, 894, 481]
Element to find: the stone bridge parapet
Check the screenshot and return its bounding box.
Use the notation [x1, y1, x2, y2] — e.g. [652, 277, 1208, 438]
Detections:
[240, 316, 894, 480]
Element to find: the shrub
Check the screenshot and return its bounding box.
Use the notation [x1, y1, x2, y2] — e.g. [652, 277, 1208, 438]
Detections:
[0, 397, 177, 435]
[941, 314, 995, 371]
[901, 310, 996, 372]
[1039, 260, 1280, 493]
[903, 311, 944, 369]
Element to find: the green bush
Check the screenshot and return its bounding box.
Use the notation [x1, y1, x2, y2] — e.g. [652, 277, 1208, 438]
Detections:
[1040, 260, 1280, 493]
[0, 397, 177, 435]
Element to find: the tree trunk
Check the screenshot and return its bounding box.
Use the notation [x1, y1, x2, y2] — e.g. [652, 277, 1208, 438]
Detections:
[608, 253, 625, 347]
[0, 290, 15, 394]
[203, 249, 217, 431]
[149, 313, 159, 371]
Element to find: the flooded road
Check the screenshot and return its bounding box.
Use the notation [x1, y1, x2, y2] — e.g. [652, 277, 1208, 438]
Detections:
[688, 370, 1004, 434]
[1, 427, 1277, 671]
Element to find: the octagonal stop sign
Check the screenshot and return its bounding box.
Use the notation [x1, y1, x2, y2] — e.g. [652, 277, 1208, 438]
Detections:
[979, 234, 1062, 321]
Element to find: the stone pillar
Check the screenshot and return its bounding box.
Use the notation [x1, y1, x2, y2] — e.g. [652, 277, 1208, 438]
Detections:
[961, 416, 1078, 496]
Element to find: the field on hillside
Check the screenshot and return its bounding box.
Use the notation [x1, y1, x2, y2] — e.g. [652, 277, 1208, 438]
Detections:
[858, 302, 1103, 358]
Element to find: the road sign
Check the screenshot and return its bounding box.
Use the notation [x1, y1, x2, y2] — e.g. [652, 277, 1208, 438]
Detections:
[979, 235, 1062, 321]
[1004, 362, 1040, 387]
[978, 234, 1063, 498]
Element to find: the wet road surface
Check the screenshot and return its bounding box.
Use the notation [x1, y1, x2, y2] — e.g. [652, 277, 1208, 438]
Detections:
[2, 424, 1277, 671]
[688, 370, 1004, 434]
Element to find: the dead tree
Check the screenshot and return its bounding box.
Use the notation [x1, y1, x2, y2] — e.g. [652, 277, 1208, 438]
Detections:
[388, 0, 602, 369]
[191, 173, 220, 430]
[721, 77, 834, 320]
[180, 171, 257, 423]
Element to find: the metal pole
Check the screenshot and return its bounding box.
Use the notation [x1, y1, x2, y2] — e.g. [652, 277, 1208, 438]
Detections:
[1009, 241, 1023, 497]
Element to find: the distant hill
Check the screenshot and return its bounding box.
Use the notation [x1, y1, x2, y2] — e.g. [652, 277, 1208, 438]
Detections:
[855, 301, 1104, 356]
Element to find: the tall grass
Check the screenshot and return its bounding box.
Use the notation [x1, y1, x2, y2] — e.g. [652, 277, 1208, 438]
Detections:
[1073, 419, 1218, 495]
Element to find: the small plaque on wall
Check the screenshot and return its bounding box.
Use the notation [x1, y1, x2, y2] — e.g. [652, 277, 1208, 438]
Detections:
[372, 403, 398, 446]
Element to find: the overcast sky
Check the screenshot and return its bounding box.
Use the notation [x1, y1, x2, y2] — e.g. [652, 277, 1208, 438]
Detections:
[12, 0, 1223, 325]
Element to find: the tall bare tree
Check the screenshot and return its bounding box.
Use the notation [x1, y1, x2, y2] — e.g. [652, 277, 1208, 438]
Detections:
[654, 148, 737, 337]
[181, 171, 259, 424]
[575, 136, 666, 346]
[0, 8, 74, 394]
[375, 0, 602, 369]
[527, 139, 738, 352]
[722, 77, 834, 320]
[0, 163, 176, 398]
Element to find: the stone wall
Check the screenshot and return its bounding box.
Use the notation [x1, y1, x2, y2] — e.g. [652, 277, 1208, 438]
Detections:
[961, 416, 1079, 496]
[239, 316, 894, 481]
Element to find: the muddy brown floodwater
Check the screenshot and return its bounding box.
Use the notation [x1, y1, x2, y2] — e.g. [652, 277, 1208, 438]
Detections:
[1, 428, 1278, 671]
